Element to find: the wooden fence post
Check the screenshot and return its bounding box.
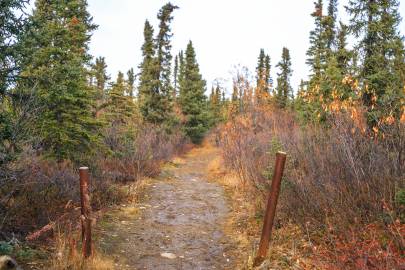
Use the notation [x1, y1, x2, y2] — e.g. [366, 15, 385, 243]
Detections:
[79, 167, 93, 258]
[253, 151, 287, 267]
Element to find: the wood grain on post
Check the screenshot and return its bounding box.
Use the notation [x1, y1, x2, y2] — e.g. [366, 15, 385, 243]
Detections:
[79, 167, 93, 258]
[253, 151, 287, 267]
[84, 217, 93, 258]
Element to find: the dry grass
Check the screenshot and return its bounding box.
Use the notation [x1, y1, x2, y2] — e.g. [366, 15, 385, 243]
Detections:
[48, 175, 155, 270]
[171, 156, 187, 166]
[206, 139, 314, 269]
[50, 232, 115, 270]
[207, 151, 242, 192]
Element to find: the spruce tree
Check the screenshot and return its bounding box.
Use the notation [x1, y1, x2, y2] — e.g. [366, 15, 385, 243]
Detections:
[335, 22, 351, 75]
[18, 0, 99, 162]
[138, 4, 178, 125]
[0, 0, 27, 164]
[155, 2, 178, 123]
[306, 0, 327, 85]
[304, 0, 342, 121]
[173, 55, 179, 96]
[276, 47, 293, 108]
[0, 0, 27, 96]
[127, 68, 135, 98]
[177, 50, 185, 98]
[324, 0, 338, 55]
[256, 49, 271, 103]
[91, 56, 110, 117]
[221, 90, 226, 104]
[93, 57, 109, 97]
[347, 0, 405, 123]
[209, 84, 222, 124]
[209, 86, 215, 104]
[264, 55, 272, 93]
[298, 79, 306, 94]
[179, 41, 208, 143]
[295, 79, 315, 121]
[106, 71, 134, 124]
[321, 20, 353, 104]
[138, 20, 160, 123]
[322, 55, 343, 98]
[256, 49, 266, 87]
[215, 84, 222, 109]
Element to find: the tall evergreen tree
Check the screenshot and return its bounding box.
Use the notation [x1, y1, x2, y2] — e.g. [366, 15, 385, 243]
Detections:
[179, 41, 208, 143]
[264, 55, 272, 92]
[91, 56, 110, 117]
[106, 71, 134, 124]
[256, 49, 266, 87]
[209, 86, 215, 104]
[0, 0, 28, 164]
[173, 55, 179, 96]
[256, 49, 271, 103]
[230, 75, 244, 115]
[307, 0, 327, 86]
[276, 47, 293, 108]
[335, 22, 351, 75]
[138, 4, 178, 125]
[221, 90, 227, 104]
[18, 0, 99, 162]
[155, 2, 178, 122]
[177, 50, 185, 98]
[127, 68, 135, 98]
[138, 20, 160, 123]
[0, 0, 27, 96]
[324, 0, 338, 54]
[347, 0, 405, 123]
[322, 20, 354, 103]
[93, 57, 109, 97]
[215, 84, 222, 108]
[209, 84, 222, 124]
[298, 79, 306, 94]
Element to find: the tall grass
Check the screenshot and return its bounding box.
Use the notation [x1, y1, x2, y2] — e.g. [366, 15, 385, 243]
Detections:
[50, 231, 115, 270]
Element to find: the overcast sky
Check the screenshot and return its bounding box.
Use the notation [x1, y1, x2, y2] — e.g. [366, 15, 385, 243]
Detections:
[87, 0, 405, 95]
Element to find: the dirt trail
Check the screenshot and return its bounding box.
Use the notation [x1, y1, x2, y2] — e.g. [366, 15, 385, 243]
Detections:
[95, 144, 239, 269]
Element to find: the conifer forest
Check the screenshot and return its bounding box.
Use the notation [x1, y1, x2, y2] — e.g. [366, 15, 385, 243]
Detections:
[0, 1, 404, 269]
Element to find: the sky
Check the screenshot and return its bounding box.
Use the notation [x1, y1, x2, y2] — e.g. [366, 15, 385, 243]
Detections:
[87, 0, 405, 95]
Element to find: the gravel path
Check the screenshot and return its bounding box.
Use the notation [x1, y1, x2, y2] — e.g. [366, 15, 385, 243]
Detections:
[96, 146, 238, 270]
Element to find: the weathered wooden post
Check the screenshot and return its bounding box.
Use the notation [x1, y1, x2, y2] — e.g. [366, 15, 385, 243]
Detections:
[79, 167, 93, 258]
[253, 151, 287, 267]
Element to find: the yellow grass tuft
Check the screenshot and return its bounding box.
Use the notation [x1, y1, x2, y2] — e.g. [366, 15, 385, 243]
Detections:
[171, 156, 186, 165]
[50, 232, 115, 270]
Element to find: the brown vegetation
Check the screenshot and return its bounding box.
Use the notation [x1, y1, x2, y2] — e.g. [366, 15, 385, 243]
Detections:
[0, 125, 187, 244]
[215, 106, 404, 269]
[48, 231, 115, 270]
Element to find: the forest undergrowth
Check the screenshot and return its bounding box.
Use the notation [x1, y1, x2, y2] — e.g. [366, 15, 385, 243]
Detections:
[212, 104, 404, 269]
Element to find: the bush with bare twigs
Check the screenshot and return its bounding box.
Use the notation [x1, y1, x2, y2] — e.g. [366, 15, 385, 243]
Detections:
[0, 124, 187, 244]
[218, 105, 404, 268]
